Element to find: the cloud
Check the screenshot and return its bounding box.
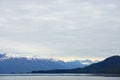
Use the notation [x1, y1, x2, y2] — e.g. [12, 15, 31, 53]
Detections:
[0, 0, 120, 60]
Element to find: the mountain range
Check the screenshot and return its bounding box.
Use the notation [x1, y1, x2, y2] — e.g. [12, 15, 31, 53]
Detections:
[0, 53, 93, 74]
[32, 55, 120, 74]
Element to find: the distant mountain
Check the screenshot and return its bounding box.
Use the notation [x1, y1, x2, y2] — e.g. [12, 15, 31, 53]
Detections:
[0, 53, 92, 74]
[80, 59, 94, 65]
[32, 55, 120, 74]
[0, 53, 6, 58]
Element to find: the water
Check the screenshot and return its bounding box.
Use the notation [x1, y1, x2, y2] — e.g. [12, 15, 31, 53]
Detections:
[0, 74, 120, 80]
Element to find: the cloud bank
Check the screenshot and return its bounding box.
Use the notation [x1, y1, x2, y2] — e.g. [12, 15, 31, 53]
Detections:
[0, 0, 120, 60]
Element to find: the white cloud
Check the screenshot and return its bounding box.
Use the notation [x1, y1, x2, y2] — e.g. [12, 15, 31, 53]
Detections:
[0, 0, 120, 60]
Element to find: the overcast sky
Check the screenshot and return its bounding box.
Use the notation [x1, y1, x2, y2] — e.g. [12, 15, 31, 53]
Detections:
[0, 0, 120, 61]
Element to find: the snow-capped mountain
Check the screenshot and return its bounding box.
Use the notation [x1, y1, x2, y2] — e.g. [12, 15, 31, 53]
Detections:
[0, 53, 94, 73]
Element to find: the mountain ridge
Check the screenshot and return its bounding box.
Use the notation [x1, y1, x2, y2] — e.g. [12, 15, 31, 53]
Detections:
[32, 55, 120, 74]
[0, 53, 93, 73]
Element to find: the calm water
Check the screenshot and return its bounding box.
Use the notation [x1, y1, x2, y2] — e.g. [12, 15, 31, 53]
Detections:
[0, 74, 120, 80]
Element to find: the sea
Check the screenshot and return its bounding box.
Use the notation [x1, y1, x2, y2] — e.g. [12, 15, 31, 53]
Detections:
[0, 74, 120, 80]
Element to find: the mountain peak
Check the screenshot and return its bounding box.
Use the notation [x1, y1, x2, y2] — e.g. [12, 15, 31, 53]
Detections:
[0, 53, 6, 58]
[104, 55, 120, 63]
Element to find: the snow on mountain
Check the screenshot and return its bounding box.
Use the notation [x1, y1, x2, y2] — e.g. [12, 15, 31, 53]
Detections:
[0, 53, 94, 73]
[0, 53, 6, 58]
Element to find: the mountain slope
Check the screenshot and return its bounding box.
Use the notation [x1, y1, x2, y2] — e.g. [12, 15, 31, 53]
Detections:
[79, 55, 120, 74]
[0, 53, 91, 73]
[32, 55, 120, 74]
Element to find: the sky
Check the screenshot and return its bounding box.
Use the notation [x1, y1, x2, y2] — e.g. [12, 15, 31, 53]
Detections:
[0, 0, 120, 61]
